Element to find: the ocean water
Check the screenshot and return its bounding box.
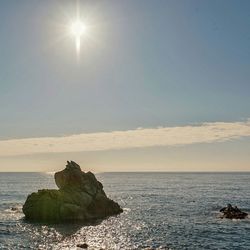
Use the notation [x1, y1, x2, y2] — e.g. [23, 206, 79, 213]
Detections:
[0, 172, 250, 250]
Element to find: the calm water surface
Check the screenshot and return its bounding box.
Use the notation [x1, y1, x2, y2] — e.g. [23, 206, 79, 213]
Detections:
[0, 172, 250, 249]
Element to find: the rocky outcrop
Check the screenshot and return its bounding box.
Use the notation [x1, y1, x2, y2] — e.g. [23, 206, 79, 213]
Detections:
[23, 161, 123, 222]
[220, 204, 248, 219]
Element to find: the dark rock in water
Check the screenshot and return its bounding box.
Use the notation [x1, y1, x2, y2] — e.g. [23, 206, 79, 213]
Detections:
[23, 161, 123, 222]
[77, 243, 88, 248]
[220, 204, 248, 219]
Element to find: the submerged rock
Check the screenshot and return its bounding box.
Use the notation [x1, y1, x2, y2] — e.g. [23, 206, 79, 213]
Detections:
[23, 161, 123, 222]
[76, 243, 88, 249]
[220, 204, 248, 219]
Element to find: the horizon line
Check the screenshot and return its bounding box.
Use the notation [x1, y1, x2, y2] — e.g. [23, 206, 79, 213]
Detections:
[1, 171, 250, 173]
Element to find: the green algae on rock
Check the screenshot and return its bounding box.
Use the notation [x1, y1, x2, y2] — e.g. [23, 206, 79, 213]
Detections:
[22, 161, 123, 222]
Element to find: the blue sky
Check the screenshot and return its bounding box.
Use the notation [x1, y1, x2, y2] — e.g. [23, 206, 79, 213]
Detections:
[0, 0, 250, 171]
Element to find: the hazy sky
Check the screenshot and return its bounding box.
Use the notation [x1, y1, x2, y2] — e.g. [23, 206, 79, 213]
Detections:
[0, 0, 250, 172]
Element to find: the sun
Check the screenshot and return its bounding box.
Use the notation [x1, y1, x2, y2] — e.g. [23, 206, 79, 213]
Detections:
[70, 20, 87, 53]
[70, 20, 87, 37]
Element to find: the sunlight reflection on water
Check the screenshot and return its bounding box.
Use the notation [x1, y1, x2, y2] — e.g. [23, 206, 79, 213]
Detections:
[0, 172, 250, 249]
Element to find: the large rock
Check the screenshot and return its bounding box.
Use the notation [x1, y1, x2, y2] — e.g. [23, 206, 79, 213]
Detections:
[220, 204, 248, 219]
[23, 161, 123, 222]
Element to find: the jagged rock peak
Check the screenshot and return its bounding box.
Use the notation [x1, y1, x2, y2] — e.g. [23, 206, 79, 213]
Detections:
[66, 160, 81, 170]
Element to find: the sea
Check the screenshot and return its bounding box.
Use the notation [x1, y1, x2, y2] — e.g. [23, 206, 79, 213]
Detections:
[0, 172, 250, 250]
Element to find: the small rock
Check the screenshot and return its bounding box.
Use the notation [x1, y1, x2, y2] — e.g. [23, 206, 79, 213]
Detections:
[77, 243, 88, 249]
[220, 204, 248, 219]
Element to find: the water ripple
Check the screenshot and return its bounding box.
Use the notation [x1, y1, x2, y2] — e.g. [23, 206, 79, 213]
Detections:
[0, 172, 250, 249]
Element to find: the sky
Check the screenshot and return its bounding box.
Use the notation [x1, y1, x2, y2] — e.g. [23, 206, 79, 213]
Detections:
[0, 0, 250, 172]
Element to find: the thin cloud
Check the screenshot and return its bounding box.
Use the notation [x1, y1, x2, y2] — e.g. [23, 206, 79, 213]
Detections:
[0, 120, 250, 157]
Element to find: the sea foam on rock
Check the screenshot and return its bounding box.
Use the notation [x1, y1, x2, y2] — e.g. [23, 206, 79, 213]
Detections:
[23, 161, 123, 222]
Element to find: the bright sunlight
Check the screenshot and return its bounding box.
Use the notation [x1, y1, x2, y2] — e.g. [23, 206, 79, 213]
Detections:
[70, 20, 87, 53]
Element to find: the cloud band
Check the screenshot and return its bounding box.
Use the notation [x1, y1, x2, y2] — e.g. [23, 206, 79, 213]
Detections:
[0, 120, 250, 157]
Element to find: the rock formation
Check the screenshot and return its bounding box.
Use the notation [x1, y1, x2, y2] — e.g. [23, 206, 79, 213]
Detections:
[23, 161, 123, 222]
[220, 204, 248, 219]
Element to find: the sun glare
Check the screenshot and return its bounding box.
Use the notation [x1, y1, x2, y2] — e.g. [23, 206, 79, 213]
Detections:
[70, 20, 87, 54]
[70, 20, 86, 37]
